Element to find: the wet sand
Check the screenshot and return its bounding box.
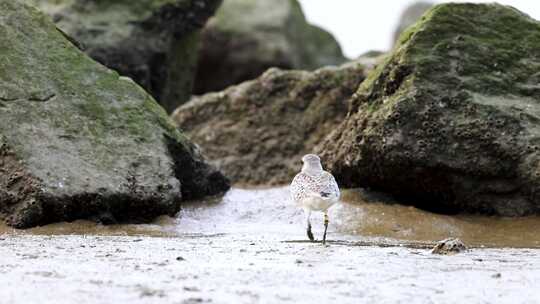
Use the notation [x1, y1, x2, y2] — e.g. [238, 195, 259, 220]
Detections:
[1, 187, 540, 303]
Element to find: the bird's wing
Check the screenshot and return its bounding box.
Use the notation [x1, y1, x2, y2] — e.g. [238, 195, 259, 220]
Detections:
[320, 171, 340, 199]
[291, 171, 340, 201]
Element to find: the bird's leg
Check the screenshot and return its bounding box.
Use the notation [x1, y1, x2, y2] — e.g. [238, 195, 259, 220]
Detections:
[305, 210, 314, 242]
[322, 212, 329, 245]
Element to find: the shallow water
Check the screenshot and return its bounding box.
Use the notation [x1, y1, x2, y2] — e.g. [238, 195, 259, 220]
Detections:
[1, 187, 540, 303]
[5, 187, 540, 248]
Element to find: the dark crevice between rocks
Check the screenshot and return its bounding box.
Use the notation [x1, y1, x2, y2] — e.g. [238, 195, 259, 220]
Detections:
[141, 0, 223, 36]
[148, 52, 167, 103]
[164, 134, 230, 201]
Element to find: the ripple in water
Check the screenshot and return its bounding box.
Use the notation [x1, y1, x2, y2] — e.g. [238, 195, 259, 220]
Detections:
[3, 187, 540, 248]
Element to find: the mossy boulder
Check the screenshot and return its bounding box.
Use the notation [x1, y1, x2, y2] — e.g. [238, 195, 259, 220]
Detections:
[318, 3, 540, 216]
[173, 61, 366, 185]
[28, 0, 222, 113]
[193, 0, 346, 94]
[0, 0, 229, 228]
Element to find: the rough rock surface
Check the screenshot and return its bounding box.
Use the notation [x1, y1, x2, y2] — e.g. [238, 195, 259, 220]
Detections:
[29, 0, 222, 113]
[392, 1, 433, 46]
[173, 62, 366, 185]
[0, 0, 229, 228]
[193, 0, 346, 94]
[318, 3, 540, 216]
[431, 238, 467, 255]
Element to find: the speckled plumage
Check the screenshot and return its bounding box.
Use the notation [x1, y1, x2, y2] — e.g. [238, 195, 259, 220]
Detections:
[290, 171, 340, 203]
[290, 154, 340, 243]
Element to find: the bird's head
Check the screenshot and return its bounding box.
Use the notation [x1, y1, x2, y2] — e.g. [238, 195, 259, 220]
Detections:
[301, 154, 323, 174]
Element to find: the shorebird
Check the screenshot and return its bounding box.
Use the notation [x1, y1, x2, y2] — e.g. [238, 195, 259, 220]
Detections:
[290, 154, 340, 244]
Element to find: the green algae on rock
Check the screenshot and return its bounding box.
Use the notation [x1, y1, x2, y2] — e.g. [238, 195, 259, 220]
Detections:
[319, 4, 540, 216]
[193, 0, 346, 94]
[318, 3, 540, 216]
[173, 61, 366, 185]
[392, 1, 433, 46]
[0, 0, 229, 228]
[28, 0, 222, 113]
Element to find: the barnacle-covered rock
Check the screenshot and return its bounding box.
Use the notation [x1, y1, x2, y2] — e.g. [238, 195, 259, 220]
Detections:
[173, 61, 366, 185]
[319, 3, 540, 216]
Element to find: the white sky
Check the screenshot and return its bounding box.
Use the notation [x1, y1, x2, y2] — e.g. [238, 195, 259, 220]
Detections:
[298, 0, 540, 58]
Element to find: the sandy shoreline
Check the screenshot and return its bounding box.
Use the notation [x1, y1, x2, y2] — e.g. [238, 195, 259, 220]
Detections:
[2, 188, 540, 303]
[1, 233, 539, 304]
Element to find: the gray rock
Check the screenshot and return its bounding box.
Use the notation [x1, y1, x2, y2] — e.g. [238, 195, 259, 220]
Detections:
[28, 0, 223, 113]
[173, 61, 366, 185]
[356, 50, 386, 70]
[319, 3, 540, 216]
[193, 0, 346, 94]
[0, 0, 229, 228]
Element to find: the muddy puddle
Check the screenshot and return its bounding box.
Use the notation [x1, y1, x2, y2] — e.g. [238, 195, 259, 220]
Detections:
[3, 187, 540, 248]
[1, 187, 540, 303]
